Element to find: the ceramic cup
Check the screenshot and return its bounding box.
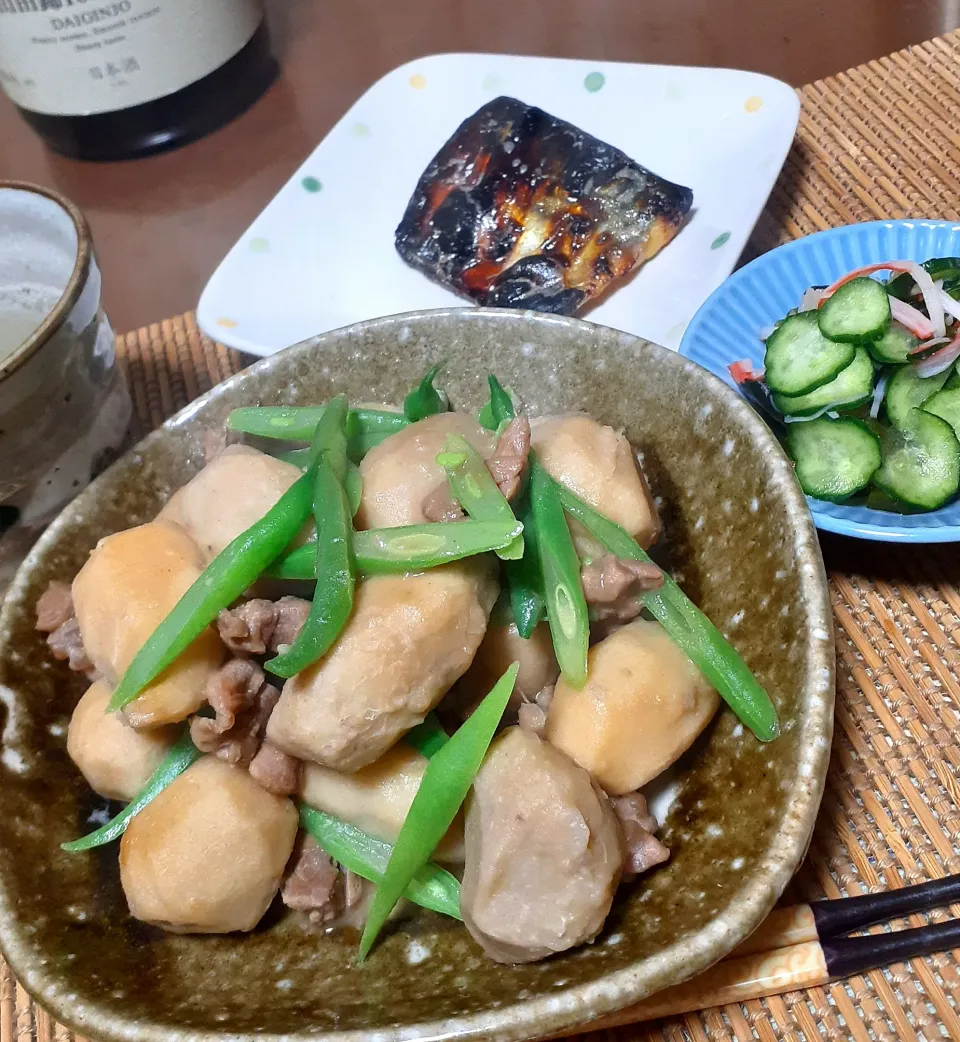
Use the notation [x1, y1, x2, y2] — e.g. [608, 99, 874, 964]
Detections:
[0, 181, 131, 589]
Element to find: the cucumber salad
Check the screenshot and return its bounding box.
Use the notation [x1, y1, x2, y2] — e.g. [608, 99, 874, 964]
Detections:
[729, 258, 960, 512]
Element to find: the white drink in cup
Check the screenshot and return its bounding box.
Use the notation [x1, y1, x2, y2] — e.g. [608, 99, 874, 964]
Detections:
[0, 182, 131, 592]
[0, 290, 61, 360]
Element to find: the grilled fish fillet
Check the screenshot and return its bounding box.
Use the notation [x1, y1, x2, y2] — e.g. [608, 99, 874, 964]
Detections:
[395, 96, 694, 315]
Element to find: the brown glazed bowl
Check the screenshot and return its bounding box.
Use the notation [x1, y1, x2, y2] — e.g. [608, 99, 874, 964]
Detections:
[0, 309, 834, 1042]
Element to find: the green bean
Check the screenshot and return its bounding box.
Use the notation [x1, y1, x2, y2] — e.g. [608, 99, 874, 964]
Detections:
[265, 462, 354, 678]
[405, 712, 450, 758]
[356, 519, 521, 575]
[503, 486, 545, 638]
[478, 374, 516, 430]
[358, 663, 519, 959]
[529, 456, 589, 688]
[305, 395, 349, 479]
[299, 806, 461, 920]
[403, 361, 449, 422]
[489, 587, 515, 627]
[344, 462, 363, 515]
[107, 471, 314, 712]
[343, 408, 407, 450]
[489, 374, 516, 425]
[438, 434, 523, 561]
[476, 376, 543, 630]
[227, 404, 408, 456]
[274, 447, 311, 468]
[347, 426, 401, 461]
[265, 401, 354, 678]
[277, 451, 363, 516]
[555, 483, 780, 742]
[61, 729, 201, 851]
[269, 519, 522, 579]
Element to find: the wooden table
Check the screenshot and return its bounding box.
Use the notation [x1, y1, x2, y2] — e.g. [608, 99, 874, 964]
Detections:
[0, 0, 953, 332]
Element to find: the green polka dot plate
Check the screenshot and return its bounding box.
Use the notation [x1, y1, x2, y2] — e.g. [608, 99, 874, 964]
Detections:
[198, 54, 799, 356]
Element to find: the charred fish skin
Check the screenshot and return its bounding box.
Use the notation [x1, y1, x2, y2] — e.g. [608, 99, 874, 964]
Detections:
[395, 96, 694, 316]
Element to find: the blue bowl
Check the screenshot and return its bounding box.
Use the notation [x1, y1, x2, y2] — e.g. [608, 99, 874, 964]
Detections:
[679, 219, 960, 543]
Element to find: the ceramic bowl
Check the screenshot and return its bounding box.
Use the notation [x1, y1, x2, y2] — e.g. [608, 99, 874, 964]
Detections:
[0, 309, 834, 1042]
[678, 218, 960, 542]
[0, 181, 131, 592]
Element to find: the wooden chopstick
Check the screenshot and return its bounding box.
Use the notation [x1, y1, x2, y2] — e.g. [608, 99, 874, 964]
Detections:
[553, 874, 960, 1035]
[577, 939, 829, 1032]
[585, 920, 960, 1030]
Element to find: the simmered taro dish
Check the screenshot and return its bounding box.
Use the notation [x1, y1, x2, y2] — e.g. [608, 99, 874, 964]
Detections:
[39, 369, 777, 963]
[395, 97, 694, 315]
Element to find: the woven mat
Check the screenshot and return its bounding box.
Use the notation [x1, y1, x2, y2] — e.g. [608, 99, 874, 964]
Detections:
[6, 28, 960, 1042]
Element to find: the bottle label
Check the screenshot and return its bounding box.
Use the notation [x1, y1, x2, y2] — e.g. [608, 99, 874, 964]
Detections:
[0, 0, 262, 116]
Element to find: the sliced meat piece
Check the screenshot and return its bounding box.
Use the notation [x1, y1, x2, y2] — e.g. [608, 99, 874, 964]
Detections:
[530, 414, 660, 555]
[159, 445, 306, 563]
[249, 741, 301, 796]
[35, 581, 74, 632]
[71, 519, 225, 729]
[46, 618, 93, 674]
[281, 834, 340, 913]
[611, 792, 670, 879]
[281, 835, 370, 927]
[189, 659, 279, 767]
[357, 413, 496, 530]
[267, 562, 497, 771]
[460, 726, 623, 963]
[217, 596, 311, 656]
[581, 554, 664, 625]
[485, 415, 531, 501]
[421, 483, 464, 523]
[120, 757, 298, 934]
[36, 581, 93, 674]
[517, 685, 554, 736]
[613, 790, 658, 834]
[271, 598, 312, 649]
[546, 618, 718, 795]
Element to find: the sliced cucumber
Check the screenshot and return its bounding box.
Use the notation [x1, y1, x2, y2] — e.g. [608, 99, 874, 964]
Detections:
[921, 387, 960, 437]
[884, 366, 950, 428]
[772, 347, 875, 417]
[945, 365, 960, 390]
[867, 321, 919, 364]
[818, 277, 891, 344]
[864, 486, 929, 514]
[764, 312, 855, 396]
[786, 417, 882, 502]
[873, 409, 960, 510]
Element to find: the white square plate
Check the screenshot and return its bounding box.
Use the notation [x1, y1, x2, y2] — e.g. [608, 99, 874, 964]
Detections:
[198, 52, 799, 356]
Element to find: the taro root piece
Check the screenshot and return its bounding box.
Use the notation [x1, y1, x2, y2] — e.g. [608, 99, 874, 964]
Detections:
[67, 680, 175, 801]
[119, 757, 298, 934]
[460, 726, 623, 963]
[546, 618, 718, 794]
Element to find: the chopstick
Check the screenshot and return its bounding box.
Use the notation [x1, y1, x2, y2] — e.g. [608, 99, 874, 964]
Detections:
[560, 873, 960, 1034]
[735, 871, 960, 956]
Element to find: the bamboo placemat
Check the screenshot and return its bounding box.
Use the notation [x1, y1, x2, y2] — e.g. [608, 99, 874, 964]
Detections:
[6, 27, 960, 1042]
